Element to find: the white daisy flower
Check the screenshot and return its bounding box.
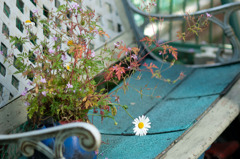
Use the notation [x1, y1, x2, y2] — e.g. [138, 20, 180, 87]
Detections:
[64, 63, 71, 71]
[25, 20, 35, 27]
[133, 115, 151, 136]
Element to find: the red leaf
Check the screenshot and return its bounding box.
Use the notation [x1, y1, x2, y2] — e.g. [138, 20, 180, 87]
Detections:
[143, 62, 158, 75]
[140, 36, 155, 46]
[117, 44, 128, 59]
[115, 66, 125, 80]
[172, 50, 178, 60]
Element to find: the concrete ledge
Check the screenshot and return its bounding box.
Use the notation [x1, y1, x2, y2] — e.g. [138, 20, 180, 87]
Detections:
[0, 96, 27, 134]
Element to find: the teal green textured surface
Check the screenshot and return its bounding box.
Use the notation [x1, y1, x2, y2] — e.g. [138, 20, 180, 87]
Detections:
[99, 131, 184, 159]
[168, 64, 240, 98]
[124, 95, 218, 134]
[97, 58, 240, 158]
[92, 58, 193, 134]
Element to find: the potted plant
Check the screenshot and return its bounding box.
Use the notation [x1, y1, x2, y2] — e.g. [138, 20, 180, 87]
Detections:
[7, 0, 142, 158]
[8, 0, 126, 125]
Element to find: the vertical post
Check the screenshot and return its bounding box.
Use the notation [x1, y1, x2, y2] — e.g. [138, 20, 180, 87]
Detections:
[156, 0, 160, 42]
[209, 0, 213, 43]
[195, 0, 200, 44]
[197, 0, 200, 10]
[182, 0, 187, 43]
[169, 0, 173, 41]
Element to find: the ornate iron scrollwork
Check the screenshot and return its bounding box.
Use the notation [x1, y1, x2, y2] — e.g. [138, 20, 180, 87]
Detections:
[0, 123, 101, 159]
[124, 0, 240, 65]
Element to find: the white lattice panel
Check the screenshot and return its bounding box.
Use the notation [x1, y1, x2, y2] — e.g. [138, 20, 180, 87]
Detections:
[0, 0, 124, 108]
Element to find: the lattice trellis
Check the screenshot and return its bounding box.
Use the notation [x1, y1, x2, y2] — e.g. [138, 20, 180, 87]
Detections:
[0, 0, 124, 108]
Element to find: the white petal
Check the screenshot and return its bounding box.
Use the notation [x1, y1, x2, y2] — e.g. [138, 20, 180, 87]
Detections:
[142, 129, 147, 135]
[133, 118, 139, 124]
[145, 117, 150, 123]
[140, 130, 145, 136]
[136, 131, 140, 136]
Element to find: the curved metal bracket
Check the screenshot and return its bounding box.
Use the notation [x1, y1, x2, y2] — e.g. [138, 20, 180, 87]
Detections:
[124, 0, 240, 65]
[209, 13, 240, 62]
[0, 123, 101, 159]
[18, 139, 55, 158]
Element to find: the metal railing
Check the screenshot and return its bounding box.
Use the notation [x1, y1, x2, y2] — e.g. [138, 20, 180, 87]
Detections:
[124, 0, 240, 66]
[0, 123, 101, 159]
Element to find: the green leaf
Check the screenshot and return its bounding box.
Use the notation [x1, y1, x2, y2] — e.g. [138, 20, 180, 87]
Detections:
[57, 5, 66, 12]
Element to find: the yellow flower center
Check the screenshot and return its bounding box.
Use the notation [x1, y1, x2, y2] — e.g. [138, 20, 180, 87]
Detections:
[138, 122, 144, 129]
[67, 40, 73, 46]
[66, 65, 70, 70]
[25, 20, 32, 23]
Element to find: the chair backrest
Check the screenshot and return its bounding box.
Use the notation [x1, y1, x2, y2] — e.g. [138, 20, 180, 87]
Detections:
[124, 0, 240, 65]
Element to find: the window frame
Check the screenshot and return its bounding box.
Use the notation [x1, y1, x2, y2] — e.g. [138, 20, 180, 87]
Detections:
[42, 44, 48, 54]
[3, 2, 10, 18]
[1, 42, 8, 57]
[98, 0, 102, 7]
[0, 62, 6, 77]
[30, 0, 36, 6]
[16, 18, 24, 32]
[16, 42, 23, 52]
[55, 18, 61, 29]
[67, 27, 71, 37]
[117, 24, 122, 32]
[0, 83, 3, 97]
[55, 37, 62, 49]
[105, 2, 112, 13]
[43, 5, 49, 18]
[30, 11, 37, 27]
[67, 11, 72, 19]
[30, 32, 37, 45]
[89, 43, 94, 50]
[29, 51, 36, 64]
[97, 14, 103, 26]
[55, 0, 60, 8]
[16, 0, 24, 13]
[107, 20, 114, 31]
[87, 6, 92, 11]
[9, 93, 14, 100]
[11, 75, 19, 90]
[13, 56, 22, 70]
[2, 23, 9, 37]
[27, 65, 34, 81]
[99, 34, 105, 42]
[43, 24, 50, 38]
